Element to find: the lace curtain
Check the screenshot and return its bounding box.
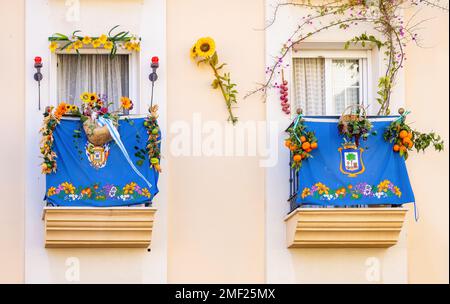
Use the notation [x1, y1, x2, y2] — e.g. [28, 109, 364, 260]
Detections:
[293, 58, 326, 115]
[57, 54, 129, 111]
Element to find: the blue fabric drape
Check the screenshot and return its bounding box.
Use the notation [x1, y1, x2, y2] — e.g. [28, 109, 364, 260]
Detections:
[295, 117, 415, 207]
[45, 117, 159, 207]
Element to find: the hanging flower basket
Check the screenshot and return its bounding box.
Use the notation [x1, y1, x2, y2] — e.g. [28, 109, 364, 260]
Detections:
[338, 105, 374, 147]
[83, 118, 113, 146]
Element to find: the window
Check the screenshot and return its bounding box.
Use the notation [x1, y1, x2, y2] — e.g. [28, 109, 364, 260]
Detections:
[57, 54, 130, 111]
[292, 50, 369, 116]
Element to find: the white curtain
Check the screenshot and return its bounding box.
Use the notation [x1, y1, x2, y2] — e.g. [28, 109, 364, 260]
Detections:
[293, 58, 326, 115]
[57, 54, 129, 111]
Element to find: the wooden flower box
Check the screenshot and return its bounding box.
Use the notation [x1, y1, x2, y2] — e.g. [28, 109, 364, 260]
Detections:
[285, 208, 407, 248]
[43, 207, 157, 248]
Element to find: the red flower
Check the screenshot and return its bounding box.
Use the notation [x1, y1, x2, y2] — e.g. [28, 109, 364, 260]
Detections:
[100, 107, 108, 114]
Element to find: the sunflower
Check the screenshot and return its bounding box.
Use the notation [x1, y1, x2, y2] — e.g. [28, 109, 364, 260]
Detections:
[49, 42, 58, 53]
[80, 92, 91, 103]
[99, 34, 108, 44]
[73, 40, 83, 50]
[104, 41, 114, 50]
[195, 37, 216, 58]
[82, 36, 92, 45]
[92, 39, 102, 48]
[190, 45, 197, 59]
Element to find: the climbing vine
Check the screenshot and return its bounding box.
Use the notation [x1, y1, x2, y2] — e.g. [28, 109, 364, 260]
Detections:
[246, 0, 448, 115]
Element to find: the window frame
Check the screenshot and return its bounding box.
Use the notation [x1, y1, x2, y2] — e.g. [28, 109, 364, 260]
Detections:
[50, 47, 141, 114]
[291, 49, 373, 116]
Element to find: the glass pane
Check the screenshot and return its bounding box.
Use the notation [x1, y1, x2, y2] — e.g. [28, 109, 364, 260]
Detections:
[346, 87, 360, 105]
[332, 59, 346, 87]
[346, 59, 360, 87]
[333, 87, 346, 114]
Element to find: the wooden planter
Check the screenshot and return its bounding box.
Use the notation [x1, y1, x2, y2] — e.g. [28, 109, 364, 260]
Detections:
[43, 207, 157, 248]
[285, 208, 407, 248]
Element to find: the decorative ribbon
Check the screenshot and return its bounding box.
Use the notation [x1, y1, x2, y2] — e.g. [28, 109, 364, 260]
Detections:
[98, 117, 153, 191]
[292, 114, 303, 144]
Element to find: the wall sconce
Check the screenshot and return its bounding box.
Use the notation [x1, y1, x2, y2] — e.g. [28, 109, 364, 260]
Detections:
[34, 56, 43, 111]
[149, 56, 159, 107]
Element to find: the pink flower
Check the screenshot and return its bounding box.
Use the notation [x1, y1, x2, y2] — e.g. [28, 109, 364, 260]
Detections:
[100, 107, 108, 114]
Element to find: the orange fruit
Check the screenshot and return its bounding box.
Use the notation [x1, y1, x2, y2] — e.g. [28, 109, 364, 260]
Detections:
[289, 144, 297, 151]
[407, 132, 413, 139]
[301, 152, 308, 159]
[311, 142, 318, 150]
[302, 142, 311, 150]
[284, 140, 291, 148]
[408, 141, 413, 149]
[399, 130, 408, 139]
[400, 146, 407, 153]
[300, 136, 307, 143]
[402, 137, 411, 145]
[293, 155, 302, 163]
[393, 144, 400, 152]
[306, 148, 312, 153]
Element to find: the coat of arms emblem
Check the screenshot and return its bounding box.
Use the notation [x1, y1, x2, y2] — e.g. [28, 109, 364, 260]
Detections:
[338, 142, 365, 177]
[86, 142, 110, 169]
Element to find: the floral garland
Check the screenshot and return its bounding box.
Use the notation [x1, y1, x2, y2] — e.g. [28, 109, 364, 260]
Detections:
[40, 103, 69, 174]
[49, 25, 140, 56]
[47, 182, 151, 202]
[301, 180, 402, 202]
[144, 105, 162, 172]
[384, 110, 444, 160]
[285, 113, 318, 171]
[191, 37, 239, 125]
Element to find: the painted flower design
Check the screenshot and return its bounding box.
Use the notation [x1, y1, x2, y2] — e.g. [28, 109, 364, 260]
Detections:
[46, 182, 152, 202]
[300, 180, 402, 201]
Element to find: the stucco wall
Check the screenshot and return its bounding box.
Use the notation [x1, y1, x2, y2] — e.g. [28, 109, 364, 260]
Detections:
[0, 0, 25, 284]
[166, 0, 266, 283]
[405, 7, 449, 284]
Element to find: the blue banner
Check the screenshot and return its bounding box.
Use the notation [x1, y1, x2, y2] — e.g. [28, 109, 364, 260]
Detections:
[45, 117, 159, 207]
[295, 117, 415, 207]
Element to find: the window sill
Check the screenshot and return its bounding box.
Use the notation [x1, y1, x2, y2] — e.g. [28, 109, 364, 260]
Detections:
[284, 208, 407, 249]
[43, 207, 157, 249]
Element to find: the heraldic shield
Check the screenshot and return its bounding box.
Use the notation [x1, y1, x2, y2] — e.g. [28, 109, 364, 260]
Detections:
[338, 142, 365, 177]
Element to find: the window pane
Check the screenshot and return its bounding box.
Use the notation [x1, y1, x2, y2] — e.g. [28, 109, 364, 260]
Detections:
[57, 54, 129, 111]
[346, 59, 360, 87]
[331, 59, 360, 114]
[333, 87, 346, 114]
[293, 58, 326, 115]
[332, 60, 346, 87]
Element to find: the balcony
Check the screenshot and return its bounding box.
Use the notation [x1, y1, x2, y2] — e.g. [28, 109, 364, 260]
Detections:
[43, 207, 157, 248]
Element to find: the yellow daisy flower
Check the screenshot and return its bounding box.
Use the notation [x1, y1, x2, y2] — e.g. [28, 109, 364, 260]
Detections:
[124, 42, 134, 51]
[82, 36, 92, 45]
[47, 187, 57, 197]
[99, 34, 108, 44]
[92, 39, 102, 48]
[49, 42, 58, 53]
[73, 40, 83, 50]
[195, 37, 216, 58]
[142, 188, 151, 199]
[132, 43, 141, 51]
[104, 41, 114, 50]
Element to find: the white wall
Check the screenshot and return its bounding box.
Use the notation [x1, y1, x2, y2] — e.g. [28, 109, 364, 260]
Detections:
[25, 0, 167, 283]
[264, 0, 408, 284]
